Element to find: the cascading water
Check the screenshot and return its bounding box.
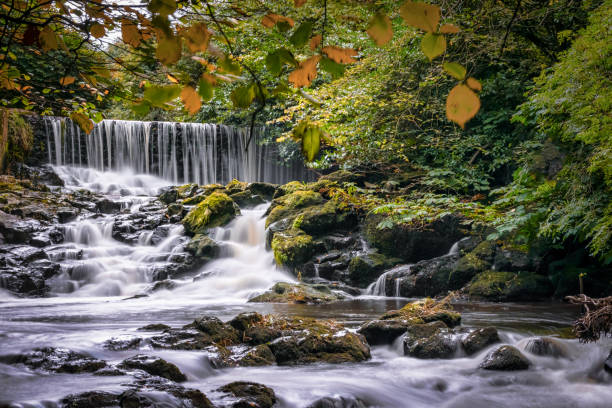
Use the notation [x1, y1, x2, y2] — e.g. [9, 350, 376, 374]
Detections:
[43, 117, 313, 185]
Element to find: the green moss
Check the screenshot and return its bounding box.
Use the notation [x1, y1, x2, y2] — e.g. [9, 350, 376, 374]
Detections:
[468, 270, 553, 301]
[1, 112, 33, 171]
[182, 191, 238, 234]
[226, 179, 248, 194]
[266, 190, 324, 228]
[271, 228, 316, 268]
[176, 183, 199, 199]
[380, 298, 461, 328]
[248, 282, 344, 304]
[348, 253, 401, 288]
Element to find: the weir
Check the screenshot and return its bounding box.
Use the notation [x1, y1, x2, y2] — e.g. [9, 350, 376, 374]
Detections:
[42, 117, 313, 185]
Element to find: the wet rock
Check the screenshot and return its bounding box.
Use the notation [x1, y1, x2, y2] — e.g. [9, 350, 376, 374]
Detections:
[380, 299, 461, 328]
[467, 271, 553, 301]
[159, 187, 178, 204]
[247, 182, 277, 200]
[398, 254, 461, 297]
[60, 391, 120, 408]
[348, 253, 402, 288]
[230, 190, 265, 207]
[357, 319, 412, 345]
[493, 247, 541, 273]
[305, 396, 368, 408]
[182, 191, 239, 235]
[0, 347, 107, 373]
[235, 344, 276, 366]
[104, 336, 142, 351]
[479, 345, 531, 370]
[243, 326, 282, 346]
[604, 349, 612, 374]
[271, 229, 317, 268]
[119, 354, 187, 382]
[57, 207, 78, 223]
[217, 381, 277, 408]
[96, 198, 122, 214]
[461, 327, 500, 355]
[185, 234, 220, 261]
[188, 316, 241, 344]
[403, 321, 457, 359]
[248, 282, 345, 304]
[166, 203, 184, 217]
[265, 190, 325, 227]
[93, 367, 126, 376]
[521, 336, 568, 358]
[0, 211, 42, 243]
[124, 376, 214, 408]
[229, 312, 264, 332]
[138, 323, 171, 332]
[150, 328, 215, 350]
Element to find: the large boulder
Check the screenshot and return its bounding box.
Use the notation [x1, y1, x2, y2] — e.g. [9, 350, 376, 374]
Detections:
[265, 190, 325, 228]
[119, 355, 187, 382]
[467, 271, 553, 301]
[357, 319, 413, 346]
[403, 321, 457, 359]
[461, 327, 500, 355]
[348, 253, 401, 288]
[0, 347, 106, 373]
[185, 234, 220, 261]
[182, 191, 239, 235]
[248, 282, 345, 304]
[520, 336, 569, 358]
[479, 345, 531, 370]
[271, 229, 317, 268]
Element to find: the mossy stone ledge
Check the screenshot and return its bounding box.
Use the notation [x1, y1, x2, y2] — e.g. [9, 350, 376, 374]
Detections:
[181, 191, 239, 235]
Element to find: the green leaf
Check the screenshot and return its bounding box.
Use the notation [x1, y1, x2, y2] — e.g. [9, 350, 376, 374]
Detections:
[443, 62, 466, 80]
[290, 21, 313, 48]
[144, 84, 181, 106]
[302, 126, 321, 162]
[230, 83, 255, 109]
[219, 55, 242, 75]
[420, 33, 446, 60]
[131, 100, 151, 115]
[148, 0, 176, 16]
[198, 78, 214, 101]
[265, 52, 281, 76]
[320, 57, 345, 79]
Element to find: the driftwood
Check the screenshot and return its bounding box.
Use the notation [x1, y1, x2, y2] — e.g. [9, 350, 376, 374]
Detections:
[566, 295, 612, 343]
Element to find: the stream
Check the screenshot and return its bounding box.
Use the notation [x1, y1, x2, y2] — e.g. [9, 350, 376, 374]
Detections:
[1, 166, 611, 408]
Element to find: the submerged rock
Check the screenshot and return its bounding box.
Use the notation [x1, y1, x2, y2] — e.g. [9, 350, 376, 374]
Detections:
[461, 327, 500, 355]
[479, 345, 531, 370]
[305, 396, 368, 408]
[119, 355, 187, 382]
[182, 191, 239, 234]
[60, 391, 120, 408]
[0, 347, 106, 373]
[248, 282, 345, 304]
[520, 336, 568, 358]
[217, 381, 277, 408]
[403, 322, 457, 359]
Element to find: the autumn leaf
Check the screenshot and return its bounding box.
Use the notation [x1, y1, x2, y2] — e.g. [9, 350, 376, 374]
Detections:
[466, 77, 482, 91]
[322, 46, 357, 64]
[59, 76, 75, 86]
[121, 19, 142, 48]
[183, 23, 211, 53]
[261, 13, 295, 29]
[198, 73, 216, 101]
[90, 23, 105, 39]
[156, 35, 181, 65]
[443, 62, 466, 80]
[148, 0, 176, 17]
[367, 13, 393, 46]
[181, 86, 201, 114]
[39, 26, 58, 51]
[294, 0, 308, 6]
[420, 33, 446, 60]
[288, 55, 321, 88]
[446, 84, 481, 129]
[166, 73, 179, 83]
[400, 1, 440, 33]
[439, 24, 460, 34]
[300, 125, 321, 162]
[309, 34, 322, 51]
[70, 112, 94, 134]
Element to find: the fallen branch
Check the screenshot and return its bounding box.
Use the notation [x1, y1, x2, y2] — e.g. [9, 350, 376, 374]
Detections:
[566, 294, 612, 343]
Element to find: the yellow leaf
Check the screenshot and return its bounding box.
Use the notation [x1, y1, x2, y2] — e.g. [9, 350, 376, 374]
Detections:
[288, 55, 321, 88]
[121, 19, 141, 47]
[156, 35, 181, 65]
[181, 86, 201, 115]
[261, 13, 295, 29]
[443, 62, 466, 80]
[70, 112, 94, 134]
[182, 22, 211, 53]
[309, 34, 322, 51]
[39, 26, 58, 51]
[420, 33, 446, 60]
[59, 76, 75, 86]
[466, 77, 482, 92]
[399, 1, 440, 32]
[446, 84, 481, 129]
[367, 13, 393, 46]
[90, 23, 105, 39]
[294, 0, 307, 6]
[322, 46, 357, 64]
[439, 24, 460, 34]
[167, 73, 179, 83]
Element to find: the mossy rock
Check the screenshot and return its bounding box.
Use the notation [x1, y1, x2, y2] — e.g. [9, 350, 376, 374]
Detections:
[266, 190, 325, 228]
[273, 181, 307, 198]
[185, 234, 220, 259]
[271, 229, 316, 268]
[182, 192, 239, 235]
[230, 190, 265, 207]
[467, 271, 553, 301]
[176, 183, 200, 199]
[226, 179, 249, 194]
[247, 182, 277, 199]
[292, 199, 357, 236]
[348, 253, 401, 288]
[319, 170, 365, 185]
[248, 282, 345, 304]
[159, 188, 178, 205]
[380, 299, 461, 328]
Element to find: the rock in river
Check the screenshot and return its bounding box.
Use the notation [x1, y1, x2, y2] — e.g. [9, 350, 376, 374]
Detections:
[479, 345, 531, 371]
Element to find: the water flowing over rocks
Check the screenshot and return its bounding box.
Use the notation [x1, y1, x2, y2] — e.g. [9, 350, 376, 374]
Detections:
[479, 345, 532, 370]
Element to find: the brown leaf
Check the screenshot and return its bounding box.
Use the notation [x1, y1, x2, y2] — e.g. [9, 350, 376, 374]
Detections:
[121, 19, 142, 48]
[322, 46, 357, 64]
[367, 13, 393, 46]
[439, 24, 460, 34]
[59, 76, 75, 86]
[181, 86, 201, 114]
[294, 0, 308, 6]
[309, 34, 322, 51]
[466, 77, 482, 92]
[90, 23, 106, 39]
[446, 84, 481, 129]
[288, 55, 321, 88]
[39, 26, 58, 51]
[261, 13, 295, 29]
[399, 1, 440, 32]
[182, 22, 211, 53]
[70, 112, 94, 134]
[156, 35, 181, 65]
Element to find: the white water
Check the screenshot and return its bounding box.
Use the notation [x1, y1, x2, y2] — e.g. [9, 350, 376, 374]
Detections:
[44, 118, 312, 185]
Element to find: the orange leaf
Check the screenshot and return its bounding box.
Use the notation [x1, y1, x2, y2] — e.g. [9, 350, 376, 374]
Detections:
[288, 55, 321, 88]
[399, 1, 440, 32]
[466, 77, 482, 92]
[182, 22, 211, 53]
[121, 19, 141, 47]
[294, 0, 307, 6]
[167, 73, 179, 83]
[181, 86, 201, 115]
[367, 13, 393, 46]
[261, 13, 295, 29]
[322, 46, 357, 64]
[439, 24, 460, 34]
[309, 34, 322, 51]
[156, 35, 181, 65]
[60, 76, 75, 86]
[90, 23, 106, 39]
[446, 84, 481, 129]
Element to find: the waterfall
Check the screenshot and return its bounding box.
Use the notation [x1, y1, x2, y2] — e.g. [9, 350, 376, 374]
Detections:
[43, 117, 313, 185]
[366, 265, 412, 296]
